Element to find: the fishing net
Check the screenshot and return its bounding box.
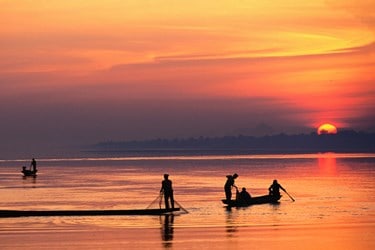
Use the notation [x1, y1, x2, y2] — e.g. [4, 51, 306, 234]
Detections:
[146, 193, 188, 213]
[146, 193, 163, 209]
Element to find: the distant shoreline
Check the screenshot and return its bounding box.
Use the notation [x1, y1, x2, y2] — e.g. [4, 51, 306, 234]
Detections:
[90, 130, 375, 155]
[83, 148, 375, 156]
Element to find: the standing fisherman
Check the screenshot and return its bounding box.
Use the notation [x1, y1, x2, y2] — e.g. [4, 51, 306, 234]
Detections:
[30, 158, 37, 173]
[160, 174, 174, 209]
[224, 173, 238, 202]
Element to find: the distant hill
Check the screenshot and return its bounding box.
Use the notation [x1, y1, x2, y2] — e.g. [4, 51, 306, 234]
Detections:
[90, 130, 375, 154]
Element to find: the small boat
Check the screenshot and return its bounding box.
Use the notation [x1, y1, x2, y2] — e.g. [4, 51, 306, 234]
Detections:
[0, 208, 181, 218]
[21, 166, 37, 177]
[222, 194, 281, 207]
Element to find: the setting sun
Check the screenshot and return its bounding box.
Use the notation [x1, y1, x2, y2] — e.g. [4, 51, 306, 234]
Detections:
[317, 123, 338, 135]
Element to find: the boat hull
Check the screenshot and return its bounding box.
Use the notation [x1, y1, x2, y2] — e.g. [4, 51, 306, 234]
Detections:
[222, 194, 280, 207]
[0, 208, 180, 218]
[21, 168, 37, 177]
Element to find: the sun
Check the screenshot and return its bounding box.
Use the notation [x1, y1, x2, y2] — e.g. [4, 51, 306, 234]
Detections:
[317, 123, 338, 135]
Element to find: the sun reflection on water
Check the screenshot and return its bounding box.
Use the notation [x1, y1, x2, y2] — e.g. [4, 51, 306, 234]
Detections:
[317, 153, 337, 176]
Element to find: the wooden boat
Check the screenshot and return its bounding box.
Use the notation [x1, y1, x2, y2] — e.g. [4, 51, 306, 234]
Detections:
[0, 208, 181, 218]
[21, 166, 37, 177]
[222, 194, 281, 207]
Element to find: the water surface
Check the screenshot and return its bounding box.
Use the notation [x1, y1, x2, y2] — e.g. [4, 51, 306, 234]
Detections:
[0, 153, 374, 249]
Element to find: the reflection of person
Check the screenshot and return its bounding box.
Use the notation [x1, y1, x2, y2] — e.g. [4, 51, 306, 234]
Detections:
[238, 187, 251, 204]
[160, 174, 174, 209]
[224, 173, 238, 201]
[268, 179, 286, 198]
[30, 158, 37, 172]
[161, 214, 174, 244]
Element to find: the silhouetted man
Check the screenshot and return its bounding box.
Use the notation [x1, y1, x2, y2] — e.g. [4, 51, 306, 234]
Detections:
[160, 174, 174, 209]
[238, 187, 251, 205]
[268, 179, 286, 198]
[224, 173, 238, 202]
[30, 158, 37, 173]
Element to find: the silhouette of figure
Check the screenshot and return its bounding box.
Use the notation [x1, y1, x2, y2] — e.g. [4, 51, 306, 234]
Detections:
[160, 174, 174, 209]
[238, 187, 251, 205]
[224, 173, 238, 202]
[30, 158, 37, 173]
[268, 179, 286, 198]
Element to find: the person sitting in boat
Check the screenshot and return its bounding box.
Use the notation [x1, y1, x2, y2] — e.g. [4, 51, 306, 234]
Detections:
[237, 187, 252, 205]
[160, 174, 174, 210]
[224, 173, 238, 202]
[30, 158, 37, 173]
[268, 179, 286, 199]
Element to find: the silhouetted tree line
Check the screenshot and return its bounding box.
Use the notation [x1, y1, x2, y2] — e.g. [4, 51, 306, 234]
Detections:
[92, 130, 375, 153]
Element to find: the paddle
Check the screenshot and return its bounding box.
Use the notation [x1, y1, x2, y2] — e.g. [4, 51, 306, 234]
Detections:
[283, 190, 295, 202]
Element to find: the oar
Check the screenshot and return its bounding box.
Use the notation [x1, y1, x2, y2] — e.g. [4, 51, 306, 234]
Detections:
[283, 190, 295, 202]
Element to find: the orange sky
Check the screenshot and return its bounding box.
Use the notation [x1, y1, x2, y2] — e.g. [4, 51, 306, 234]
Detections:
[0, 0, 374, 156]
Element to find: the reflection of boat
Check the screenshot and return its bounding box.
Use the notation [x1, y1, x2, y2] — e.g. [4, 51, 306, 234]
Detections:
[222, 194, 281, 207]
[0, 208, 180, 218]
[21, 166, 37, 177]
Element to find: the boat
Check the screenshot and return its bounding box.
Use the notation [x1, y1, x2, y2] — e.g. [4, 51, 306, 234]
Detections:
[0, 208, 181, 218]
[222, 194, 281, 207]
[21, 166, 37, 177]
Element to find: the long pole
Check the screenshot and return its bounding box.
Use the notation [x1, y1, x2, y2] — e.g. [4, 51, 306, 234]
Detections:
[174, 200, 189, 213]
[284, 190, 295, 202]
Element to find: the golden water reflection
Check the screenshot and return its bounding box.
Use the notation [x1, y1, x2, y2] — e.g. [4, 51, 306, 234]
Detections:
[317, 153, 338, 176]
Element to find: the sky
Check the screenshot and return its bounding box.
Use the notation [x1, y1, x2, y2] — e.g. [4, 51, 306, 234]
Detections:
[1, 0, 374, 157]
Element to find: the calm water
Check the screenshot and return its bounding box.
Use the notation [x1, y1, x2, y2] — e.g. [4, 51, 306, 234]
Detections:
[0, 153, 374, 249]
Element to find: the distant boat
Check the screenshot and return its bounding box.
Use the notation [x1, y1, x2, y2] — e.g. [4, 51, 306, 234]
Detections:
[0, 208, 181, 218]
[222, 194, 281, 207]
[21, 166, 37, 177]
